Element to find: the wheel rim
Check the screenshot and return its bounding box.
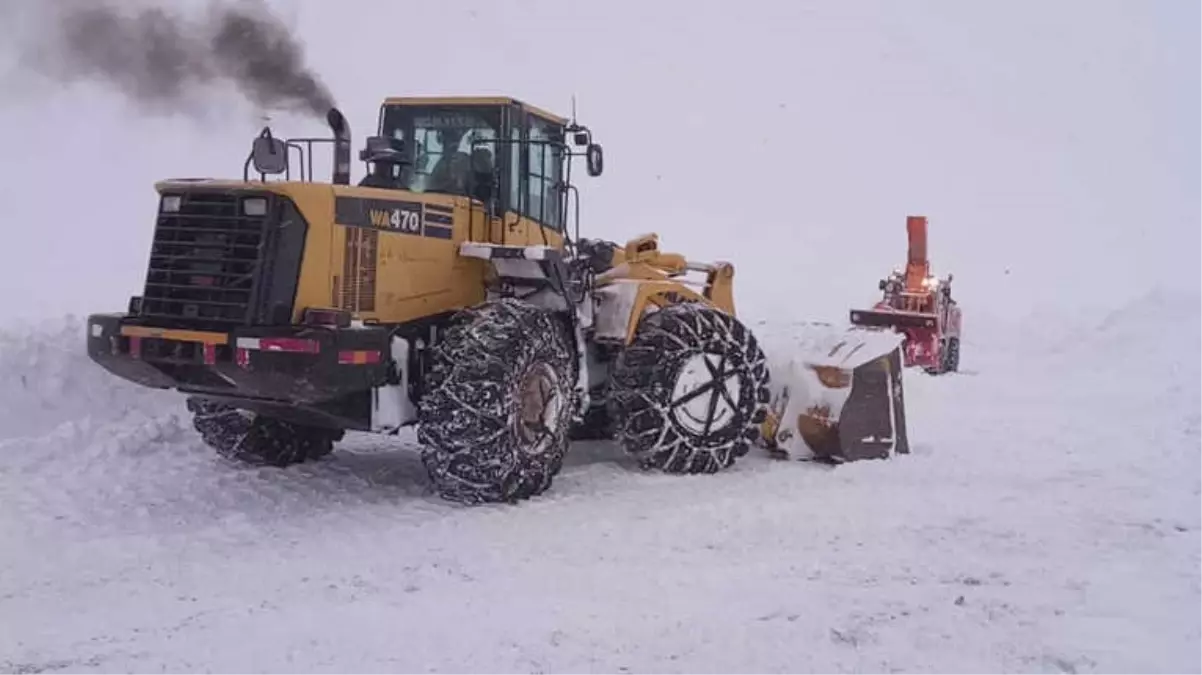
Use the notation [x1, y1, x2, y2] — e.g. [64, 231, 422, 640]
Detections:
[669, 352, 744, 436]
[514, 362, 563, 455]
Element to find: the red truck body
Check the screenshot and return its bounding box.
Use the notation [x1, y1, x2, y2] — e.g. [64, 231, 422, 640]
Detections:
[849, 216, 962, 374]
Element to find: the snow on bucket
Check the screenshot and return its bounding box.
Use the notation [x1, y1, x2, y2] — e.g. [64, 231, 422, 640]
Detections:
[756, 322, 909, 462]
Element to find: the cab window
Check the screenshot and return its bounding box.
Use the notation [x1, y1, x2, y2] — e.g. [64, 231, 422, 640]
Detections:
[525, 115, 564, 231]
[379, 105, 500, 199]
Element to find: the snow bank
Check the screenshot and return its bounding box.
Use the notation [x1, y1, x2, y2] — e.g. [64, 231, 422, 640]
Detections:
[1081, 287, 1201, 364]
[0, 315, 181, 441]
[0, 317, 444, 537]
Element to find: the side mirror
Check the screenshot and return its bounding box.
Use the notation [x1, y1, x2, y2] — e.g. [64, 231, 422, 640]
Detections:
[251, 133, 288, 176]
[879, 279, 887, 290]
[586, 143, 604, 177]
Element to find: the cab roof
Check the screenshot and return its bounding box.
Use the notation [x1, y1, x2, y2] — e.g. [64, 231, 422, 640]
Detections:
[381, 96, 568, 126]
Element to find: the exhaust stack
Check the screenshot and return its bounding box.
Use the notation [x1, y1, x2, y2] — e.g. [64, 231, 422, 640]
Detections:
[326, 108, 351, 185]
[904, 215, 929, 291]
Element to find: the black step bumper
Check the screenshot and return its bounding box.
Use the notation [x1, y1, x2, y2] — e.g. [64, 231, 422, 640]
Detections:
[86, 313, 397, 429]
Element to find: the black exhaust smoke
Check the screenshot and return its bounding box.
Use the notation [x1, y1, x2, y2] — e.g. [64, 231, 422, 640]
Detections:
[18, 0, 335, 121]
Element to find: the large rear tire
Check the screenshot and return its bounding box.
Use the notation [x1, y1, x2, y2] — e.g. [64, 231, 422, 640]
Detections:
[608, 303, 770, 474]
[417, 298, 577, 504]
[925, 337, 961, 375]
[946, 337, 960, 372]
[186, 398, 341, 467]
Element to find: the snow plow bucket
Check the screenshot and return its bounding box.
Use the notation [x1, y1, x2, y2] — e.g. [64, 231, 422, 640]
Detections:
[758, 324, 909, 463]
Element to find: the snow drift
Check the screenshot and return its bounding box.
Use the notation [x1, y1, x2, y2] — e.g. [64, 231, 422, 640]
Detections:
[0, 315, 186, 446]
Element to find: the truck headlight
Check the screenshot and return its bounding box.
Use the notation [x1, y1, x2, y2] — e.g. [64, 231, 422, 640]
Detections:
[161, 195, 181, 213]
[243, 197, 268, 216]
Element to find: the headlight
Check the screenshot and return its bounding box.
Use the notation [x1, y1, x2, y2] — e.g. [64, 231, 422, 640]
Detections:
[242, 197, 268, 216]
[161, 195, 181, 213]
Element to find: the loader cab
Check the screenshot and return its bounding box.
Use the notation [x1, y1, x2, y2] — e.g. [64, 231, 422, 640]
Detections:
[376, 97, 603, 237]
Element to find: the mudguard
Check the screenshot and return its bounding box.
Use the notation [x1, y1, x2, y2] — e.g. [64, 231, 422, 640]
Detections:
[758, 323, 909, 462]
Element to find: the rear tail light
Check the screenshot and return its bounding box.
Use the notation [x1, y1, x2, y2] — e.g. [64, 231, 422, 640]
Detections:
[338, 350, 382, 365]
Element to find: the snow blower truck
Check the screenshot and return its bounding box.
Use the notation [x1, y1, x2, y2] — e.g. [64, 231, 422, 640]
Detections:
[849, 215, 962, 375]
[85, 95, 910, 504]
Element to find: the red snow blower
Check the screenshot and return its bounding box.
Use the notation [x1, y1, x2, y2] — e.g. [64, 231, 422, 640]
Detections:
[849, 215, 962, 375]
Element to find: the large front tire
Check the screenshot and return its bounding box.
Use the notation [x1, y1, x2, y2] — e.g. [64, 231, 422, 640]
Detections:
[186, 398, 341, 467]
[417, 298, 577, 504]
[609, 303, 770, 474]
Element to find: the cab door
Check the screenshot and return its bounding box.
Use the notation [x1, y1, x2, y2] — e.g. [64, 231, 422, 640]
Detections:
[498, 109, 566, 249]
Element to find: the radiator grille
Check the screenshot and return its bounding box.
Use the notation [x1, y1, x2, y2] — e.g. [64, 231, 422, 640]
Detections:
[140, 192, 271, 328]
[340, 227, 377, 312]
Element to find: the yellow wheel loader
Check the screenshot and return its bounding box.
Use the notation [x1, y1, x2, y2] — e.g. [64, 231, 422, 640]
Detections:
[85, 95, 908, 504]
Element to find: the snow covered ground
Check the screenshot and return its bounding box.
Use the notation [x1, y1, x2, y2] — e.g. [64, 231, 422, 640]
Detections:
[0, 1, 1194, 671]
[1, 288, 1197, 673]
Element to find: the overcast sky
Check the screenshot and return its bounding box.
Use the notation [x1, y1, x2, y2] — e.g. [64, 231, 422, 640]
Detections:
[0, 0, 1196, 324]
